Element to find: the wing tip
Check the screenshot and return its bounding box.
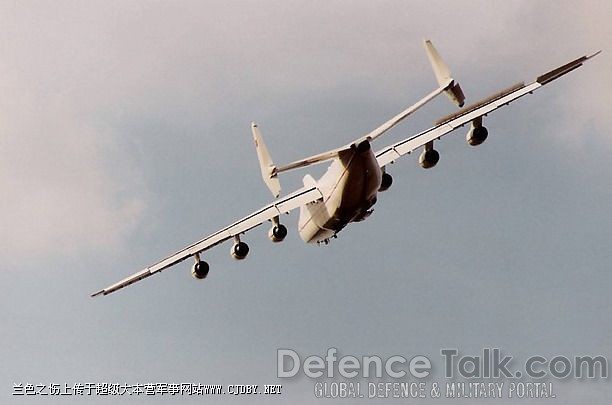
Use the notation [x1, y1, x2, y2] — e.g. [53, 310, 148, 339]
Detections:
[536, 52, 598, 85]
[587, 50, 602, 60]
[91, 290, 106, 298]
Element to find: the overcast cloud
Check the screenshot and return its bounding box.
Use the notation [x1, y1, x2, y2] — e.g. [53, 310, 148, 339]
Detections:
[1, 1, 611, 404]
[1, 1, 610, 261]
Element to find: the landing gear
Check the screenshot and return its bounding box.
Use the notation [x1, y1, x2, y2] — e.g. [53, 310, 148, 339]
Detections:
[317, 234, 338, 246]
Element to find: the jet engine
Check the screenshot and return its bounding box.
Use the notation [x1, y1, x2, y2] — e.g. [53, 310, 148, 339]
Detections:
[466, 124, 488, 146]
[268, 224, 288, 243]
[191, 261, 210, 279]
[231, 241, 250, 260]
[419, 148, 440, 169]
[379, 171, 393, 192]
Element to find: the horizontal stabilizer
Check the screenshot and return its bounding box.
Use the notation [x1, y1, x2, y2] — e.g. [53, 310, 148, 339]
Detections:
[275, 146, 347, 174]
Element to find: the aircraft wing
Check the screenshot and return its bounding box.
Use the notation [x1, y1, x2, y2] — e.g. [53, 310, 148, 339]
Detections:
[376, 52, 600, 167]
[91, 186, 323, 297]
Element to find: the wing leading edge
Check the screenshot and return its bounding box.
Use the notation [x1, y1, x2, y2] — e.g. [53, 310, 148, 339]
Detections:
[91, 186, 323, 297]
[376, 52, 600, 167]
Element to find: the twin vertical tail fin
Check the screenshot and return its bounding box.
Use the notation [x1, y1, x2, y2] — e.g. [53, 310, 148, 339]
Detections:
[424, 39, 466, 107]
[250, 41, 464, 193]
[251, 122, 281, 198]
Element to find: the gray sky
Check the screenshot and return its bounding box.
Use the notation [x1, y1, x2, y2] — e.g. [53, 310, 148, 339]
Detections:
[1, 0, 611, 403]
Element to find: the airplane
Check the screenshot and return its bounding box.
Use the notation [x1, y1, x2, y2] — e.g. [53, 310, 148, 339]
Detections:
[92, 40, 599, 297]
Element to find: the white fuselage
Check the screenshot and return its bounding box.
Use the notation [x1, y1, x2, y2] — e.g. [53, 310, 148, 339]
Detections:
[298, 141, 382, 243]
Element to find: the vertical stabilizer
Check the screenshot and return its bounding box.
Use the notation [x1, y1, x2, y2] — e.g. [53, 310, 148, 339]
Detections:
[251, 122, 281, 198]
[423, 39, 466, 107]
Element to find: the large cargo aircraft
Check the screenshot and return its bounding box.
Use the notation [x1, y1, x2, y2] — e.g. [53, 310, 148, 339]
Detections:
[93, 41, 599, 297]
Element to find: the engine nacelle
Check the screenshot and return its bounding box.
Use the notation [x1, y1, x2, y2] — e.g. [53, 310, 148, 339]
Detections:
[466, 125, 488, 146]
[191, 261, 210, 279]
[231, 241, 250, 260]
[268, 224, 288, 243]
[379, 172, 393, 192]
[419, 148, 440, 169]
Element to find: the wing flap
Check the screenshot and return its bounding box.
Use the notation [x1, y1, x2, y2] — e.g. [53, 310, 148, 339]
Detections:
[435, 82, 526, 126]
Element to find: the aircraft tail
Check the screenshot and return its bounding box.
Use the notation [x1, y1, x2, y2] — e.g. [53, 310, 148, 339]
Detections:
[248, 42, 468, 179]
[251, 122, 281, 198]
[424, 39, 465, 107]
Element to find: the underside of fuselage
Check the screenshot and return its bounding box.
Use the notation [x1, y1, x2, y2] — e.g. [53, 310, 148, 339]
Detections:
[298, 140, 382, 244]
